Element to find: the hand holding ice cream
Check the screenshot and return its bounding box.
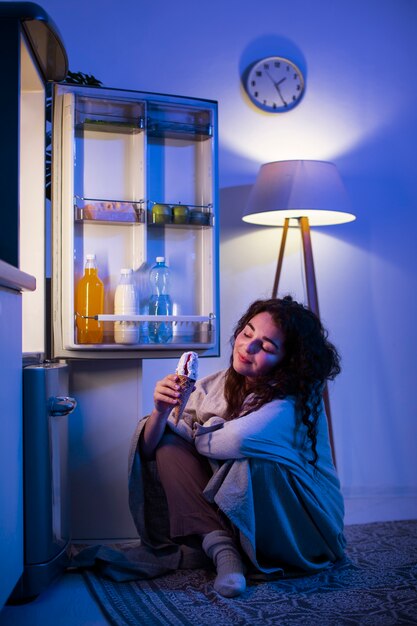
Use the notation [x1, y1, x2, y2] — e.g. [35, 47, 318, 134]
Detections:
[171, 351, 198, 424]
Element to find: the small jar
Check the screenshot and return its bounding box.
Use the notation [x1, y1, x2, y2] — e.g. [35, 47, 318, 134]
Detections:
[172, 204, 189, 224]
[151, 203, 172, 224]
[190, 209, 210, 225]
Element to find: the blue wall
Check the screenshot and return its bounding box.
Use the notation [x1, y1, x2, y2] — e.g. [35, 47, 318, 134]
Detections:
[18, 0, 417, 532]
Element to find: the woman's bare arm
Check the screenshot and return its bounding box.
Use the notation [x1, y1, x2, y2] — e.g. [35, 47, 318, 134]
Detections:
[140, 374, 181, 459]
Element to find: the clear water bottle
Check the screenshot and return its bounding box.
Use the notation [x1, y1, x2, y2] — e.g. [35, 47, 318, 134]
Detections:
[114, 268, 139, 344]
[148, 257, 173, 343]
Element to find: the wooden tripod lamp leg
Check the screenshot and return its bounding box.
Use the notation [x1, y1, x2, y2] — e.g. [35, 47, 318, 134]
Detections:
[272, 218, 290, 299]
[299, 217, 320, 315]
[299, 217, 337, 466]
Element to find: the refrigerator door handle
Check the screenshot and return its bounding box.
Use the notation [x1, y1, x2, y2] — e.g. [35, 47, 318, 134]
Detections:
[49, 396, 77, 416]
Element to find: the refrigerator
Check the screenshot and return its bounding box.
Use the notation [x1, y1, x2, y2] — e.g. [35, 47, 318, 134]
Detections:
[1, 0, 220, 598]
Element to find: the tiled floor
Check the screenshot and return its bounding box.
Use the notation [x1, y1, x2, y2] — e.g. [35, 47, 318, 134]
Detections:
[1, 496, 416, 626]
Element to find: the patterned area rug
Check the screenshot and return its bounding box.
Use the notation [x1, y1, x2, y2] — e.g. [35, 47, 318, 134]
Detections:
[82, 520, 417, 625]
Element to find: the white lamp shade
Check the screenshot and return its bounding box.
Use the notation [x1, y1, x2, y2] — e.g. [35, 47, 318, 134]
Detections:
[243, 160, 356, 226]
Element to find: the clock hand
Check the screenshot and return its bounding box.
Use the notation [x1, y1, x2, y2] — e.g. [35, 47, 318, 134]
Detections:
[265, 70, 288, 105]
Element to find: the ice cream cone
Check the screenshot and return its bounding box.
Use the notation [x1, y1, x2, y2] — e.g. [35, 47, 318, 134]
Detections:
[172, 374, 195, 423]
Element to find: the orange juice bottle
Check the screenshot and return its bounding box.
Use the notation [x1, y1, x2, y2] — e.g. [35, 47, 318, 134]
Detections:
[75, 254, 104, 344]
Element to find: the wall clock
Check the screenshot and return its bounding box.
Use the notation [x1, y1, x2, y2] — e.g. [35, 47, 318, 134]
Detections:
[245, 56, 305, 113]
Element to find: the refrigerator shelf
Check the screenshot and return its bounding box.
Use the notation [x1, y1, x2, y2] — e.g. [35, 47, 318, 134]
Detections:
[75, 97, 145, 135]
[70, 341, 217, 350]
[76, 119, 144, 134]
[147, 201, 213, 226]
[147, 119, 212, 140]
[148, 201, 213, 209]
[73, 315, 215, 348]
[74, 198, 145, 224]
[146, 101, 212, 141]
[147, 220, 213, 229]
[91, 314, 215, 323]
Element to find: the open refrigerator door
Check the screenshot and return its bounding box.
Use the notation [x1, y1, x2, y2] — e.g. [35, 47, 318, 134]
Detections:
[51, 84, 219, 359]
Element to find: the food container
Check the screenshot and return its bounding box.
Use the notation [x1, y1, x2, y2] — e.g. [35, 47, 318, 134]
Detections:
[151, 203, 172, 224]
[189, 209, 210, 225]
[172, 205, 189, 224]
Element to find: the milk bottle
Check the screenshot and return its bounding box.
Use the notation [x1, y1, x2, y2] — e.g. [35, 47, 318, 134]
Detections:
[114, 268, 139, 344]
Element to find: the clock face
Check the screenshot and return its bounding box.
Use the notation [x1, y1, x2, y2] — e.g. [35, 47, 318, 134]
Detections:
[246, 56, 305, 113]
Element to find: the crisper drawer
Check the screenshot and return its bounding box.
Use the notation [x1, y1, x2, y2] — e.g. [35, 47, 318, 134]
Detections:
[52, 84, 219, 359]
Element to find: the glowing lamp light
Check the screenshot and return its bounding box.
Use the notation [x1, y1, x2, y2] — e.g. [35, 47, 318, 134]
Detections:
[243, 160, 355, 226]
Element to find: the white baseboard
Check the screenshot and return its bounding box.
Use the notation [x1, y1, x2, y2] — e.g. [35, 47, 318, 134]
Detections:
[343, 486, 417, 525]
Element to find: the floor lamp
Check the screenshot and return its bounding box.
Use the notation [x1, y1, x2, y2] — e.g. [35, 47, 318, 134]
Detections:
[243, 160, 356, 465]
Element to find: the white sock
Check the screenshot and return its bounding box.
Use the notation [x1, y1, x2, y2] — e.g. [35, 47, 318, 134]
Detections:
[202, 530, 246, 598]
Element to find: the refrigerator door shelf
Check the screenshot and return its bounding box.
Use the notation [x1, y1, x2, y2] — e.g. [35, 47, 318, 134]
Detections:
[147, 200, 213, 227]
[74, 197, 145, 224]
[96, 314, 214, 323]
[75, 95, 144, 134]
[70, 314, 216, 351]
[147, 119, 212, 140]
[147, 101, 213, 139]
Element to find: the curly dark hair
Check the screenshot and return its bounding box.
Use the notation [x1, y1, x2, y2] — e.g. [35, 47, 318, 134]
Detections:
[223, 296, 341, 465]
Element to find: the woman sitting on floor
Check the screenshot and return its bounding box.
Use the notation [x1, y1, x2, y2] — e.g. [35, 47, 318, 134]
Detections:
[130, 296, 346, 597]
